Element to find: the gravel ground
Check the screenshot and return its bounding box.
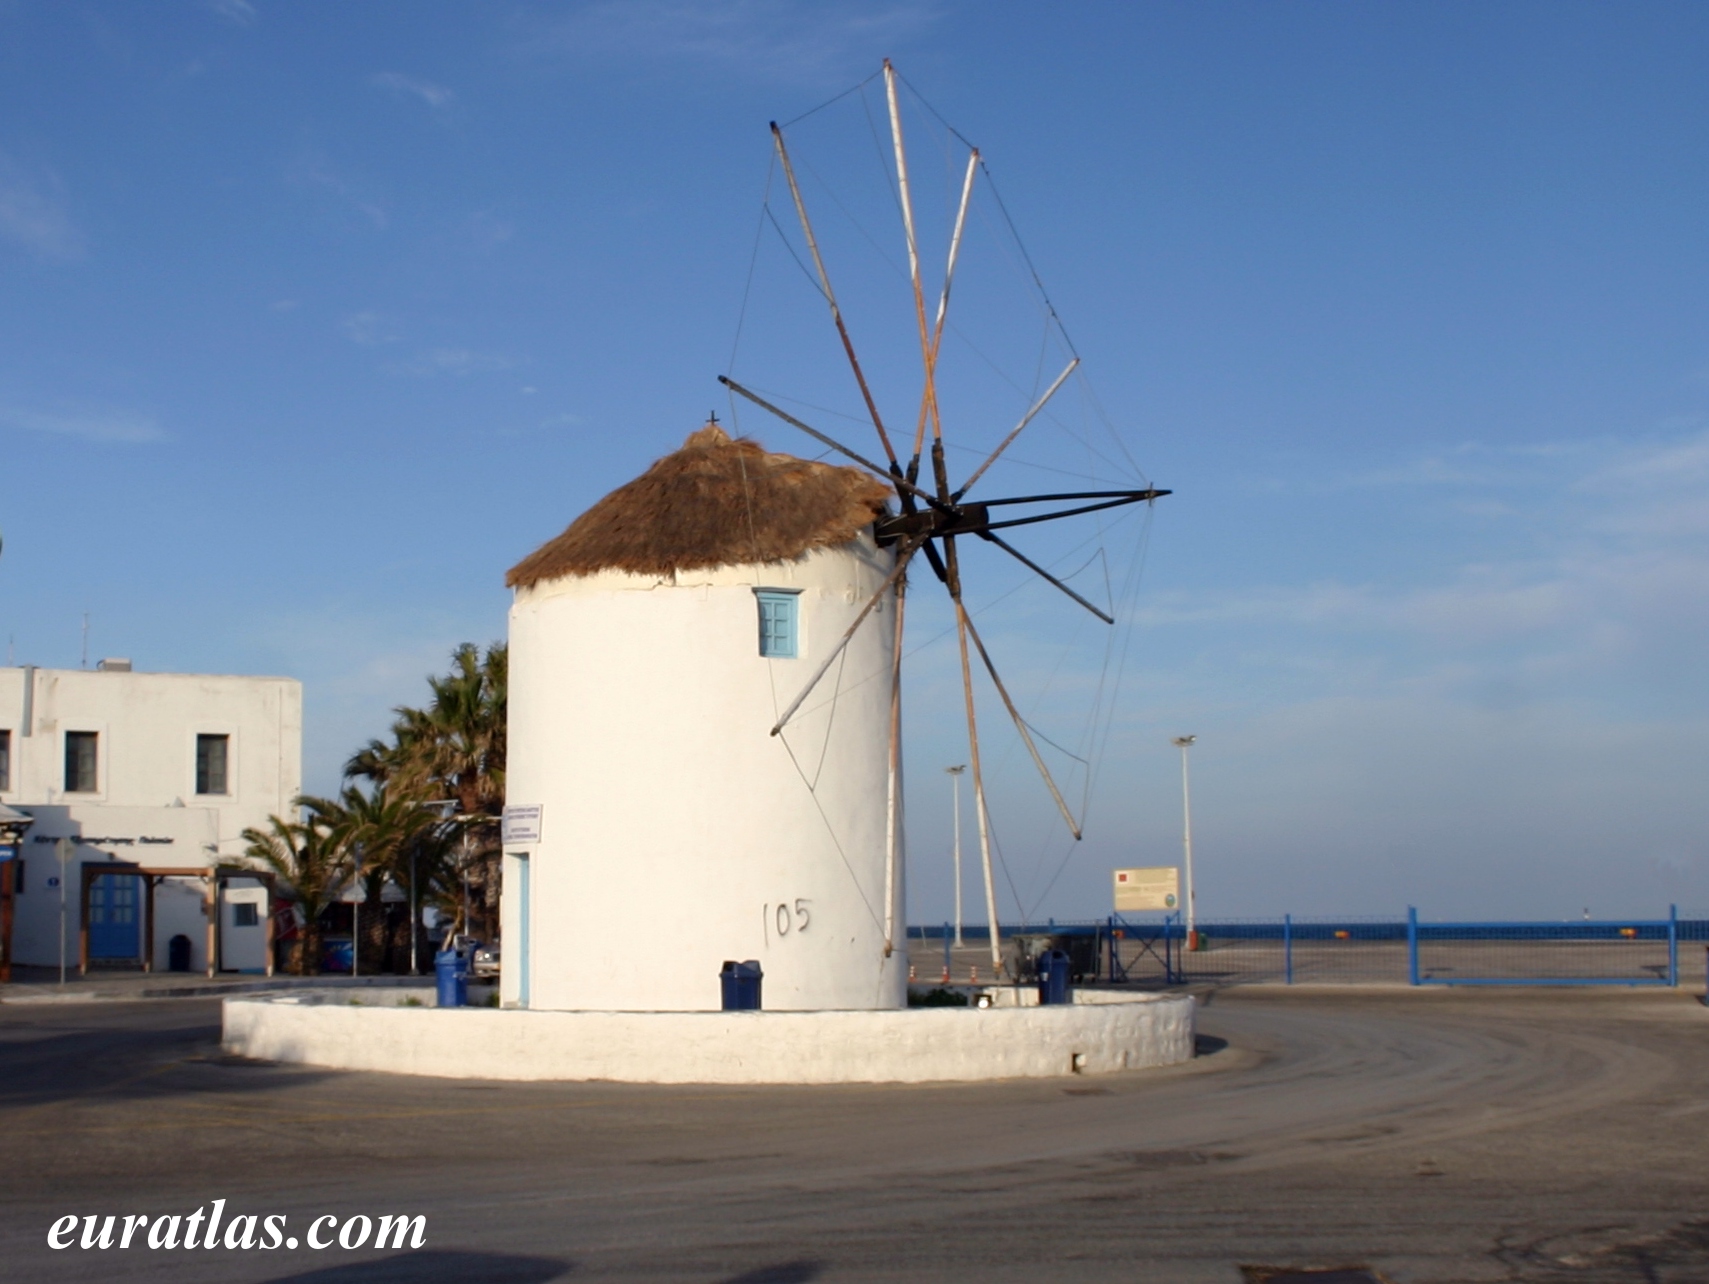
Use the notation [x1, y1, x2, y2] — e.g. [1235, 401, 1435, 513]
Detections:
[1, 987, 1706, 1282]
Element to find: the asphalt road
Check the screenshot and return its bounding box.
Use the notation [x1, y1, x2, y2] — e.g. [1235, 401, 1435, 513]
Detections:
[1, 988, 1706, 1283]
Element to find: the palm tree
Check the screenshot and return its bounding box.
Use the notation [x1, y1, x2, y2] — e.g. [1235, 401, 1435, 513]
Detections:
[314, 783, 456, 970]
[346, 643, 507, 940]
[242, 810, 348, 975]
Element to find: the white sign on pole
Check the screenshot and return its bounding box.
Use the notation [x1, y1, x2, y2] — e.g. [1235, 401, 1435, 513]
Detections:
[339, 883, 365, 904]
[502, 804, 543, 845]
[1114, 867, 1179, 912]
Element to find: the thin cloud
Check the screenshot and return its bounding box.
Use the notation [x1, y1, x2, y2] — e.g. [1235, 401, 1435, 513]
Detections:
[1142, 428, 1709, 701]
[0, 403, 164, 444]
[371, 72, 455, 109]
[205, 0, 258, 26]
[288, 151, 388, 230]
[467, 209, 515, 250]
[0, 152, 83, 260]
[340, 310, 398, 346]
[393, 348, 520, 376]
[515, 0, 941, 83]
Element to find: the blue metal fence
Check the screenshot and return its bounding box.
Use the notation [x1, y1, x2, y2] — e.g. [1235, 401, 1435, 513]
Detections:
[908, 908, 1701, 988]
[1409, 905, 1679, 987]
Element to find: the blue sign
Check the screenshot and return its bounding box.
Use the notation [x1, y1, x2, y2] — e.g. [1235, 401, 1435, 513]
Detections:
[46, 876, 60, 888]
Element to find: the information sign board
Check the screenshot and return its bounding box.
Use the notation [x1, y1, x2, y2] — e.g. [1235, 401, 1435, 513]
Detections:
[502, 804, 544, 845]
[1114, 866, 1179, 912]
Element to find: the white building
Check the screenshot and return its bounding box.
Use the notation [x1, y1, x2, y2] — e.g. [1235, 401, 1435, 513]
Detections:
[500, 423, 909, 1012]
[0, 661, 302, 975]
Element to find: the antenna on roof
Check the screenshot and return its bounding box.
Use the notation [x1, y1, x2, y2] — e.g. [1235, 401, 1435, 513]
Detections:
[708, 411, 720, 425]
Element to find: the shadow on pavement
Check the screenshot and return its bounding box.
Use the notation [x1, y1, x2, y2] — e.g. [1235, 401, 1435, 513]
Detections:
[263, 1249, 572, 1282]
[0, 1011, 337, 1108]
[717, 1262, 823, 1284]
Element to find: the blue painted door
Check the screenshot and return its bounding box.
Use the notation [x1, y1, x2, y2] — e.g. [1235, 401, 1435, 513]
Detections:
[89, 873, 140, 960]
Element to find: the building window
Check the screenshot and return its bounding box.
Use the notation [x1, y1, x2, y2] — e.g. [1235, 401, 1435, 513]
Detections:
[0, 728, 9, 791]
[755, 590, 800, 658]
[232, 902, 259, 927]
[196, 733, 230, 796]
[64, 731, 98, 793]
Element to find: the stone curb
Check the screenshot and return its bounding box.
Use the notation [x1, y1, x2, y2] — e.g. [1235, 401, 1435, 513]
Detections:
[0, 975, 434, 1006]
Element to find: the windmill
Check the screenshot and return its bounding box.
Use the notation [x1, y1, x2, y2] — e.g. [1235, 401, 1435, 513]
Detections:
[720, 60, 1169, 977]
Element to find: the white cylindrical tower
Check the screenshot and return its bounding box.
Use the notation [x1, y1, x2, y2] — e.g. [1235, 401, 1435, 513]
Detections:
[499, 424, 907, 1012]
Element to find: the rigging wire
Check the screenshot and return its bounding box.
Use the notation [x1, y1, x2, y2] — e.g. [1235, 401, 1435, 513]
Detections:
[736, 425, 887, 938]
[731, 66, 1168, 930]
[726, 154, 776, 375]
[764, 202, 829, 301]
[779, 70, 882, 129]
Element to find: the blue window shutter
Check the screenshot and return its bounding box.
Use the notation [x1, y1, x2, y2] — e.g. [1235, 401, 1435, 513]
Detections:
[755, 591, 799, 658]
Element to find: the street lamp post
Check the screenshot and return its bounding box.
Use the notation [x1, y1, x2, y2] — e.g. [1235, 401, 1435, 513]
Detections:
[1171, 736, 1199, 951]
[411, 800, 458, 976]
[945, 765, 966, 948]
[55, 836, 73, 984]
[351, 849, 362, 980]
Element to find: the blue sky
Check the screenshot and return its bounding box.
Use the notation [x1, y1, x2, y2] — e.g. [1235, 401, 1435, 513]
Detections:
[2, 2, 1707, 921]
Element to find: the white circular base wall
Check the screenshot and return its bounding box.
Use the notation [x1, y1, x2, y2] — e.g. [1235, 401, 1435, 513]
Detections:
[222, 990, 1196, 1084]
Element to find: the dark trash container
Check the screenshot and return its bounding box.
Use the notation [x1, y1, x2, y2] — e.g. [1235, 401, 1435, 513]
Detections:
[168, 934, 192, 973]
[720, 959, 763, 1011]
[435, 949, 468, 1008]
[1037, 948, 1073, 1006]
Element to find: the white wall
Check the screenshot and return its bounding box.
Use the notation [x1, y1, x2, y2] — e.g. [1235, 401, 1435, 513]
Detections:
[224, 990, 1197, 1083]
[6, 803, 219, 970]
[503, 536, 908, 1012]
[0, 666, 302, 856]
[0, 666, 302, 972]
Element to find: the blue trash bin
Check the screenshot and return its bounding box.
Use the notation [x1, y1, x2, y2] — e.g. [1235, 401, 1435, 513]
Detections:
[435, 949, 468, 1008]
[1038, 948, 1073, 1005]
[720, 959, 763, 1011]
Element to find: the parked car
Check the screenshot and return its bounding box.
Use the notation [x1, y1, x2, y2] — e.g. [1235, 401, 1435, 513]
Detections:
[471, 941, 500, 978]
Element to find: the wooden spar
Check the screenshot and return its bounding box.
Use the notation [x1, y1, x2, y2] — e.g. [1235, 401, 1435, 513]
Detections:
[882, 566, 907, 954]
[884, 59, 941, 466]
[955, 357, 1080, 499]
[977, 529, 1114, 624]
[770, 122, 901, 470]
[769, 537, 922, 736]
[909, 148, 979, 478]
[954, 597, 1004, 975]
[718, 377, 950, 512]
[960, 609, 1083, 840]
[936, 151, 979, 342]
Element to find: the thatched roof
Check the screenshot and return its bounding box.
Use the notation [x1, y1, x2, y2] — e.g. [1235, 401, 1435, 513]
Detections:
[506, 423, 894, 588]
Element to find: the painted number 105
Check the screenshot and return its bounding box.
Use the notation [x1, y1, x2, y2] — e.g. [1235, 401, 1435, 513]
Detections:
[764, 899, 811, 943]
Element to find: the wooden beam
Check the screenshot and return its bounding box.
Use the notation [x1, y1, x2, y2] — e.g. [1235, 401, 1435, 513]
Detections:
[0, 860, 13, 983]
[770, 122, 901, 470]
[264, 873, 276, 978]
[961, 609, 1083, 840]
[953, 598, 1005, 977]
[78, 864, 92, 976]
[143, 875, 156, 973]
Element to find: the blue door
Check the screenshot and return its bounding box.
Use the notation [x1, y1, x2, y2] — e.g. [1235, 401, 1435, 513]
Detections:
[89, 873, 140, 960]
